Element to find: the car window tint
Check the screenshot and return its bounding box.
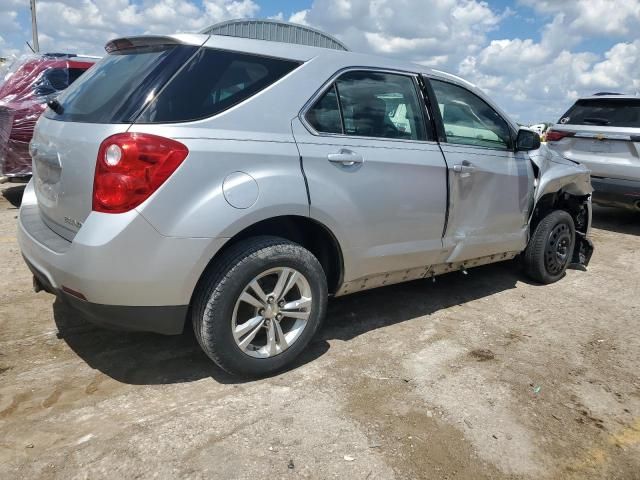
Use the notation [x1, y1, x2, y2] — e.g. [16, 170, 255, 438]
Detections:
[138, 49, 300, 123]
[45, 45, 196, 123]
[334, 71, 427, 141]
[305, 84, 343, 134]
[430, 79, 511, 149]
[559, 98, 640, 127]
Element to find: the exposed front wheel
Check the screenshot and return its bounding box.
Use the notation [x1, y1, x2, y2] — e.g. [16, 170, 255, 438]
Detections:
[523, 210, 576, 284]
[192, 236, 328, 377]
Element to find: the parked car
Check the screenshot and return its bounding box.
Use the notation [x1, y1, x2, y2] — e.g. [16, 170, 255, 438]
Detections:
[547, 94, 640, 211]
[0, 54, 97, 180]
[18, 34, 593, 376]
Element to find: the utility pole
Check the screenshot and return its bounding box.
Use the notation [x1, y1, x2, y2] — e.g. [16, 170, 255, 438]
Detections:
[30, 0, 40, 53]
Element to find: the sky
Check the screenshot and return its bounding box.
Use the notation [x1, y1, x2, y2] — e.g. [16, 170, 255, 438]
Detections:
[1, 0, 639, 123]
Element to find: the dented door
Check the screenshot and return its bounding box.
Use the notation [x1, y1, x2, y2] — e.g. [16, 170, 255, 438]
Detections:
[427, 78, 534, 263]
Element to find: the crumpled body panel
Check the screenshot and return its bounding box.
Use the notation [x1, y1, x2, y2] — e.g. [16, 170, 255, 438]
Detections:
[0, 54, 96, 177]
[529, 144, 593, 202]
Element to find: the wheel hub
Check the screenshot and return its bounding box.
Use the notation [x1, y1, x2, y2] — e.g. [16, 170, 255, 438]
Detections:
[544, 222, 572, 275]
[231, 267, 313, 359]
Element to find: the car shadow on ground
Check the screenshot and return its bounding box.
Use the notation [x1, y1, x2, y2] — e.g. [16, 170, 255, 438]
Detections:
[591, 205, 640, 236]
[53, 260, 523, 386]
[1, 184, 25, 208]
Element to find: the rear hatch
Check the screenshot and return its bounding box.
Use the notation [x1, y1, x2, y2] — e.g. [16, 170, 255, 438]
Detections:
[31, 37, 202, 240]
[547, 97, 640, 181]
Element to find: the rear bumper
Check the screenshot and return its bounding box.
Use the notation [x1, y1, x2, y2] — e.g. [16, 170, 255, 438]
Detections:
[17, 181, 227, 334]
[26, 256, 188, 334]
[591, 176, 640, 210]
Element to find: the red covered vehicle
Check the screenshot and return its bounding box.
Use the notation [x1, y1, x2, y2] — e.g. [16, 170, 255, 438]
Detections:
[0, 54, 97, 180]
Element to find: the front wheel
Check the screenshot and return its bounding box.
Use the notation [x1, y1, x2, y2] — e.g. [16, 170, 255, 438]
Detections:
[523, 210, 576, 284]
[192, 236, 328, 377]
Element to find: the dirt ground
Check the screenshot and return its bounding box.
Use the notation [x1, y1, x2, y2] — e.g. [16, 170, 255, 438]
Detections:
[0, 182, 639, 480]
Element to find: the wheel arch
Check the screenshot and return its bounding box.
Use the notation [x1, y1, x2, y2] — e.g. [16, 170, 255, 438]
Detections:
[191, 215, 344, 303]
[529, 189, 594, 267]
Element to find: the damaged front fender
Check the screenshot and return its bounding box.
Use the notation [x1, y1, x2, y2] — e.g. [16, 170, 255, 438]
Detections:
[528, 144, 594, 267]
[529, 144, 593, 204]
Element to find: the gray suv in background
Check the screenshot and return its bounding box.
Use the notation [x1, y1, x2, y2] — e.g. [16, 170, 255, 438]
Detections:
[547, 94, 640, 211]
[18, 33, 593, 376]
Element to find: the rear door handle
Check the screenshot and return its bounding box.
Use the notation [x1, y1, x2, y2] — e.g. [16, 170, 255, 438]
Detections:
[453, 164, 475, 174]
[328, 149, 363, 166]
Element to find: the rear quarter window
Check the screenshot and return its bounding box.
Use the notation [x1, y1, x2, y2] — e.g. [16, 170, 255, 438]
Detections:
[136, 49, 301, 123]
[559, 99, 640, 128]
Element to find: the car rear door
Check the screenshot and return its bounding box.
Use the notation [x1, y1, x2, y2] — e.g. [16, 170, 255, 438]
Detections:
[425, 77, 533, 263]
[292, 69, 448, 283]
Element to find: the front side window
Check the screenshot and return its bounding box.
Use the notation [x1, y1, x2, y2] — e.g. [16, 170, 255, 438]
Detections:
[430, 79, 511, 150]
[305, 70, 428, 141]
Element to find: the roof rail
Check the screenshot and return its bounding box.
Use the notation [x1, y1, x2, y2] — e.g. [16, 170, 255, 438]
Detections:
[592, 92, 623, 96]
[200, 19, 349, 51]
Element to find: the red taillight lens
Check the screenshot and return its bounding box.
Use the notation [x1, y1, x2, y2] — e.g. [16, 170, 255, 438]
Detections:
[546, 129, 575, 142]
[93, 133, 188, 213]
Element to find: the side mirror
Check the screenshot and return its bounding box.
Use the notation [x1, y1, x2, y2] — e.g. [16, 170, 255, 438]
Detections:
[515, 128, 541, 151]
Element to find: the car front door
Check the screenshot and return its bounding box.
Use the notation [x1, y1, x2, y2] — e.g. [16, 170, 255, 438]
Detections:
[425, 77, 534, 263]
[292, 69, 448, 285]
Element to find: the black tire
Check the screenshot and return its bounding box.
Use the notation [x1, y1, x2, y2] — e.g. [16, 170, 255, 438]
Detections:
[523, 210, 576, 284]
[192, 236, 328, 377]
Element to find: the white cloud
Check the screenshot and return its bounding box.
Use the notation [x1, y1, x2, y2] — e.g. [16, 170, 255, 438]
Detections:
[292, 0, 640, 122]
[30, 0, 259, 56]
[520, 0, 640, 37]
[291, 0, 504, 64]
[1, 0, 639, 122]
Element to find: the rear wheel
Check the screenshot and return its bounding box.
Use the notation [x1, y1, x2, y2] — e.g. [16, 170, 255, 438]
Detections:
[192, 236, 327, 377]
[523, 210, 575, 284]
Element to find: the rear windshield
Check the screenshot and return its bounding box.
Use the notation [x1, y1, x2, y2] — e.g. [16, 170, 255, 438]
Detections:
[559, 98, 640, 128]
[45, 45, 300, 124]
[44, 45, 197, 123]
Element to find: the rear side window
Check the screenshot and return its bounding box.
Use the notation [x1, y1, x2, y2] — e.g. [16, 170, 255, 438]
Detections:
[559, 99, 640, 127]
[44, 45, 299, 124]
[305, 70, 428, 141]
[137, 49, 300, 123]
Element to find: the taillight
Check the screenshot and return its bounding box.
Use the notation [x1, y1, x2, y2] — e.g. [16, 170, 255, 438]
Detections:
[546, 129, 575, 142]
[93, 133, 188, 213]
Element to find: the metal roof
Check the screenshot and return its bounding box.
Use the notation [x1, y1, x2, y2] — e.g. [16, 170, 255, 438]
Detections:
[200, 19, 349, 51]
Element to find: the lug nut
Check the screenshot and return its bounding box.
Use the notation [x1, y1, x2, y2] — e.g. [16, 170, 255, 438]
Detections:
[276, 314, 283, 321]
[267, 296, 274, 304]
[278, 300, 285, 308]
[259, 309, 265, 316]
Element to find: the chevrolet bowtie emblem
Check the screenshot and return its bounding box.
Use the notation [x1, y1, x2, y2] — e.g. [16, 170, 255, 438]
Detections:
[596, 134, 605, 141]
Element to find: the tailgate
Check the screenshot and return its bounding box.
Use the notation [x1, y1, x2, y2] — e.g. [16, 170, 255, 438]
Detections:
[550, 128, 640, 181]
[31, 117, 129, 240]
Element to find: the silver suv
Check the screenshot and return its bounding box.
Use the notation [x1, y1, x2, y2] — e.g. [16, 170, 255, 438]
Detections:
[18, 34, 594, 376]
[547, 94, 640, 211]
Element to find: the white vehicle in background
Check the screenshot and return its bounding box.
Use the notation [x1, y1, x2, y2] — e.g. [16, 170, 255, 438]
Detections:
[530, 123, 547, 135]
[547, 94, 640, 211]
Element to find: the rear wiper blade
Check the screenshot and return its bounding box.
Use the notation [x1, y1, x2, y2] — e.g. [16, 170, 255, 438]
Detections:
[47, 98, 64, 114]
[582, 117, 610, 125]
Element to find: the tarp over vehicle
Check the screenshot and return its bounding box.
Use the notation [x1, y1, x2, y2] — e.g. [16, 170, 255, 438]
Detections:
[0, 54, 96, 177]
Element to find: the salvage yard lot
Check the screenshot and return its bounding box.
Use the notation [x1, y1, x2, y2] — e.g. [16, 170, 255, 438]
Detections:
[0, 182, 639, 480]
